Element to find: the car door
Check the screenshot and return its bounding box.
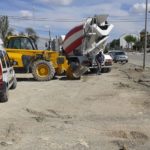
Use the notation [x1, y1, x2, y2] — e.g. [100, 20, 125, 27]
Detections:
[3, 51, 14, 88]
[0, 51, 8, 84]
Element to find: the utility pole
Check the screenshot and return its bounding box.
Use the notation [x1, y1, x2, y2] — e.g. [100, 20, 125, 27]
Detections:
[48, 28, 51, 50]
[143, 0, 148, 69]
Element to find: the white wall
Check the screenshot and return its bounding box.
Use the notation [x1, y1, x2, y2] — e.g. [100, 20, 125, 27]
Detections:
[120, 33, 139, 49]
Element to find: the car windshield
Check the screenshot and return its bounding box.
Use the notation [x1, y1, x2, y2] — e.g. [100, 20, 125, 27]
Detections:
[115, 52, 125, 55]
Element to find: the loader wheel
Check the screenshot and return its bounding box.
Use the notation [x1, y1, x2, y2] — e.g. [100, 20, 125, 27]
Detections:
[32, 60, 55, 81]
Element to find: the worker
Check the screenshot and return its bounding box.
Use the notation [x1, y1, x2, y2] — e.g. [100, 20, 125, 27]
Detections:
[95, 50, 104, 75]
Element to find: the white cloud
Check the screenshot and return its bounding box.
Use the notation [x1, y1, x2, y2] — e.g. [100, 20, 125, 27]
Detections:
[3, 0, 148, 41]
[12, 2, 131, 40]
[131, 3, 150, 13]
[20, 10, 33, 18]
[38, 0, 73, 6]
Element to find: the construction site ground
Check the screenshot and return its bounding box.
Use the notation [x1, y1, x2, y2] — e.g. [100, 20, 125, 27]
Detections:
[0, 63, 150, 150]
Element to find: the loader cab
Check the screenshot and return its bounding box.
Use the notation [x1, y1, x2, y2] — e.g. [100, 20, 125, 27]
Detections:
[6, 36, 37, 50]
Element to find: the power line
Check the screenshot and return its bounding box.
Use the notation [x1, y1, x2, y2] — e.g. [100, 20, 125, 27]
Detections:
[1, 15, 149, 23]
[10, 24, 50, 32]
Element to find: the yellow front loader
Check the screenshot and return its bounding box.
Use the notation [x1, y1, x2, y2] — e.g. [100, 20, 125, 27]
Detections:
[5, 36, 72, 81]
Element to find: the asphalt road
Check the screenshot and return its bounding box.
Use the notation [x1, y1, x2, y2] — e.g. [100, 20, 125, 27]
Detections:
[128, 52, 150, 68]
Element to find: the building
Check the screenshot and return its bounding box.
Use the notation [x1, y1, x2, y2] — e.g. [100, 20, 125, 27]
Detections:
[140, 29, 150, 48]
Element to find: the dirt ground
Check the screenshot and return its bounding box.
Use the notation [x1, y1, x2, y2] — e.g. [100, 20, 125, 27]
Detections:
[0, 63, 150, 150]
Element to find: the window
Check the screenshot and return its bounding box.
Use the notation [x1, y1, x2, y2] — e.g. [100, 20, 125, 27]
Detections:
[115, 52, 125, 55]
[21, 38, 33, 50]
[3, 52, 11, 67]
[7, 38, 21, 49]
[0, 51, 6, 68]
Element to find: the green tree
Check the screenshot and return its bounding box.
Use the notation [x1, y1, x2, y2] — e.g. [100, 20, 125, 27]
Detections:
[4, 28, 15, 46]
[0, 16, 9, 41]
[19, 31, 25, 36]
[7, 28, 14, 36]
[25, 27, 38, 42]
[133, 41, 143, 51]
[109, 39, 120, 49]
[124, 35, 137, 49]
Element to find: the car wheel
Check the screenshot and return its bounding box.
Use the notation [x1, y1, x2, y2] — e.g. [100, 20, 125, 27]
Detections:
[0, 88, 8, 103]
[10, 76, 17, 89]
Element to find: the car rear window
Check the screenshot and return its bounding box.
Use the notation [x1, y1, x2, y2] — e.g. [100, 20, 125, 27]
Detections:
[115, 52, 125, 55]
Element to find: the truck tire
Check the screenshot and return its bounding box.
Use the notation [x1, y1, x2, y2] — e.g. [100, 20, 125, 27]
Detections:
[101, 68, 111, 73]
[10, 76, 17, 89]
[105, 68, 111, 73]
[32, 60, 55, 81]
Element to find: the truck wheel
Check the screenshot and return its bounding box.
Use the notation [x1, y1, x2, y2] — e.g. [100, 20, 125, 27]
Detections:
[10, 76, 17, 89]
[101, 68, 111, 73]
[32, 60, 55, 81]
[105, 68, 111, 73]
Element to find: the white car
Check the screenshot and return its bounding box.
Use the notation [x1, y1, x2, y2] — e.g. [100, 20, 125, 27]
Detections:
[101, 54, 113, 72]
[0, 39, 17, 102]
[108, 50, 128, 63]
[88, 53, 113, 73]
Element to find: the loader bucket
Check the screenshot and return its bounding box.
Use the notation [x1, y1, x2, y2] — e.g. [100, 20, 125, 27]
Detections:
[66, 61, 89, 80]
[72, 65, 89, 78]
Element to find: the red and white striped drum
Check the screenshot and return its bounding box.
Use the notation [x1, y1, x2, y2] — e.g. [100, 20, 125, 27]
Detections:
[63, 24, 84, 55]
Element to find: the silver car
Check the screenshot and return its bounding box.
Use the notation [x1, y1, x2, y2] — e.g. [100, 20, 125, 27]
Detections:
[108, 50, 128, 63]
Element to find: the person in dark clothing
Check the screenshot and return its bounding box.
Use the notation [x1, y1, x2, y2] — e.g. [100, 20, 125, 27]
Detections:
[95, 51, 104, 75]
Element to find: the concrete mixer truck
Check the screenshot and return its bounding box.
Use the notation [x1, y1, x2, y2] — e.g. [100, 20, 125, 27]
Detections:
[62, 14, 114, 78]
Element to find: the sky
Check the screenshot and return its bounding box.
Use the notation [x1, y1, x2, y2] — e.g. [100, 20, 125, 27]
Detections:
[0, 0, 150, 42]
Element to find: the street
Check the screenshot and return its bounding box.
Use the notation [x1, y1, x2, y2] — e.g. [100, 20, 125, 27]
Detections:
[128, 52, 150, 68]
